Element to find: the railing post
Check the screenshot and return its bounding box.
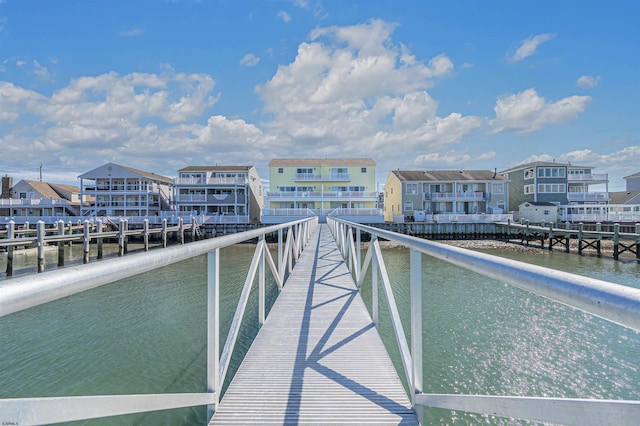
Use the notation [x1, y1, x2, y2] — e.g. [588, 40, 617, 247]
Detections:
[6, 220, 14, 277]
[371, 235, 379, 325]
[410, 249, 423, 421]
[259, 236, 265, 325]
[37, 220, 45, 273]
[356, 228, 361, 281]
[207, 248, 220, 418]
[57, 219, 65, 267]
[278, 228, 283, 280]
[83, 220, 90, 264]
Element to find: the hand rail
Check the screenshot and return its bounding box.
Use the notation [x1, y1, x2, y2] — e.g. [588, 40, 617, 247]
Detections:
[0, 217, 318, 424]
[327, 217, 640, 426]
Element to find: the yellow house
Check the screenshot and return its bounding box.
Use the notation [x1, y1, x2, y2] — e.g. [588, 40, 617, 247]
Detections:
[264, 158, 382, 223]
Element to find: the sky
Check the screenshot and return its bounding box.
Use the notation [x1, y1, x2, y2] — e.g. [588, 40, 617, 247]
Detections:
[1, 0, 638, 191]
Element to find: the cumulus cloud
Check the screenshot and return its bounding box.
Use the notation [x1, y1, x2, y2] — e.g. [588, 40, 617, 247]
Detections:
[240, 53, 260, 67]
[509, 33, 555, 63]
[576, 75, 600, 89]
[277, 11, 292, 22]
[119, 28, 143, 37]
[490, 88, 591, 134]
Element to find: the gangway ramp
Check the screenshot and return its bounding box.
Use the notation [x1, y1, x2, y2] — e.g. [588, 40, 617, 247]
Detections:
[210, 224, 418, 424]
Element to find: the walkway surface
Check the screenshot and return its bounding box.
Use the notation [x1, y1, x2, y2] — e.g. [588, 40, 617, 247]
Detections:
[210, 224, 418, 424]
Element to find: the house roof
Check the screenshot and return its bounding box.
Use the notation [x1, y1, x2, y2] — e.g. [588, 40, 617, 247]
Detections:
[609, 190, 640, 204]
[269, 158, 376, 167]
[519, 201, 558, 207]
[623, 172, 640, 179]
[392, 170, 506, 182]
[500, 161, 575, 174]
[21, 180, 63, 199]
[178, 165, 255, 172]
[79, 163, 173, 184]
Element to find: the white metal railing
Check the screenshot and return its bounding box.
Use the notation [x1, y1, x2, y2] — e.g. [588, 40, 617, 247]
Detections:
[266, 190, 378, 198]
[0, 217, 318, 425]
[327, 217, 640, 426]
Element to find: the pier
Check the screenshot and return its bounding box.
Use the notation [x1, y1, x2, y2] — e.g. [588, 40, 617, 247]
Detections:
[1, 217, 640, 425]
[0, 217, 201, 276]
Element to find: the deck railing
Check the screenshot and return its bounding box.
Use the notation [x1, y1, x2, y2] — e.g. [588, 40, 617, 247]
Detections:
[328, 217, 640, 425]
[0, 217, 318, 425]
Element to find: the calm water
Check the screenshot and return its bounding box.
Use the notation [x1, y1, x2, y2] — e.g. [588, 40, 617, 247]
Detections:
[0, 242, 639, 425]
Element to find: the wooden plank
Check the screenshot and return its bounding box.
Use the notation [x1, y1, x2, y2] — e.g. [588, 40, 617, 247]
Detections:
[211, 224, 418, 425]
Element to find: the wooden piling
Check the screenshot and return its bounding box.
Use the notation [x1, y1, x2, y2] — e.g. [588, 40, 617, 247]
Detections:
[37, 220, 45, 273]
[96, 219, 103, 259]
[578, 223, 584, 255]
[178, 217, 184, 244]
[6, 220, 14, 277]
[162, 219, 168, 248]
[143, 218, 150, 252]
[83, 220, 90, 264]
[613, 223, 620, 260]
[57, 219, 65, 267]
[118, 219, 125, 257]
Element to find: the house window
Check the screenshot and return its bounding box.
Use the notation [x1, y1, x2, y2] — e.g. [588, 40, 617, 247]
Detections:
[524, 184, 534, 194]
[491, 182, 504, 194]
[524, 169, 535, 179]
[404, 201, 413, 211]
[361, 167, 367, 173]
[538, 184, 566, 193]
[19, 192, 27, 199]
[406, 183, 418, 195]
[537, 167, 566, 178]
[297, 168, 313, 174]
[543, 210, 550, 215]
[278, 168, 283, 174]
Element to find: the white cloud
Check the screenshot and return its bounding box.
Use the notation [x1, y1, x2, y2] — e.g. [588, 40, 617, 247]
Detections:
[277, 11, 292, 22]
[477, 151, 496, 161]
[509, 33, 555, 63]
[32, 60, 53, 81]
[576, 75, 600, 89]
[240, 53, 260, 67]
[119, 28, 143, 37]
[490, 88, 591, 134]
[414, 151, 472, 167]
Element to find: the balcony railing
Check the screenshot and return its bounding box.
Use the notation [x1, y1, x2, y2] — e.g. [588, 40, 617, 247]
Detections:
[293, 173, 351, 181]
[0, 198, 72, 207]
[567, 173, 608, 182]
[175, 177, 248, 186]
[267, 191, 377, 199]
[567, 192, 609, 201]
[425, 191, 485, 201]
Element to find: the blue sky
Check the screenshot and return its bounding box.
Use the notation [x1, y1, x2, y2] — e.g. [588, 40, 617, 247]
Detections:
[1, 0, 638, 191]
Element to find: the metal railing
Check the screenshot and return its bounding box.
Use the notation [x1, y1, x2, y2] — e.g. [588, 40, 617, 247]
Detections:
[327, 217, 640, 426]
[0, 217, 318, 425]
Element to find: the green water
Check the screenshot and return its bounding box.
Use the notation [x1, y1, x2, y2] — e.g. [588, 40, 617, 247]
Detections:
[0, 243, 639, 425]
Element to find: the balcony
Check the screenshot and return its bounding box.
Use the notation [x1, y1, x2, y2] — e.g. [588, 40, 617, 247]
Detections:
[567, 173, 608, 183]
[175, 194, 247, 205]
[293, 173, 351, 181]
[175, 177, 248, 186]
[567, 192, 609, 202]
[267, 191, 378, 201]
[427, 191, 485, 201]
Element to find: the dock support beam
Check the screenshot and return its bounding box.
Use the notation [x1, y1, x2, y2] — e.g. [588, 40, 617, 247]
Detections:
[96, 219, 104, 260]
[143, 219, 150, 252]
[83, 220, 90, 264]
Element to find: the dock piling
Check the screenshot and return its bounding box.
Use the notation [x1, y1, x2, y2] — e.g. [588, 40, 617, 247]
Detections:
[96, 219, 103, 259]
[37, 220, 45, 273]
[6, 221, 14, 277]
[57, 219, 65, 267]
[83, 220, 90, 264]
[143, 219, 150, 252]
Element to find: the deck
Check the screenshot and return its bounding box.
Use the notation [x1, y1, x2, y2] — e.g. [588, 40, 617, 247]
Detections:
[210, 224, 418, 424]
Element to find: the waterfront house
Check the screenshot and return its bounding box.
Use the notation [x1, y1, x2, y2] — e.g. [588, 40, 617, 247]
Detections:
[79, 163, 173, 220]
[264, 158, 382, 223]
[0, 177, 91, 224]
[174, 165, 264, 224]
[499, 161, 609, 211]
[383, 169, 510, 223]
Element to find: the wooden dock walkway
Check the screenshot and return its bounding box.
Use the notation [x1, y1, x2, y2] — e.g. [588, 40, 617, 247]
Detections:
[210, 224, 418, 424]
